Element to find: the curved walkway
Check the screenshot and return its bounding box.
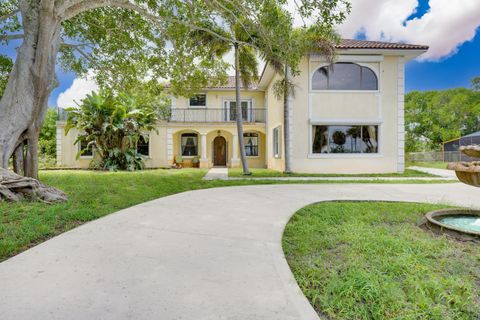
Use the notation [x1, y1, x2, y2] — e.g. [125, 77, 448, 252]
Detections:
[1, 183, 479, 320]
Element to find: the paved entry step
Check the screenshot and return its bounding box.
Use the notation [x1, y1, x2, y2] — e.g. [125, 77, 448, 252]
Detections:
[203, 167, 228, 180]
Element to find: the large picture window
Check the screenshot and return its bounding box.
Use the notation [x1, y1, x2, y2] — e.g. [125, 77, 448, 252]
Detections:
[312, 63, 378, 91]
[244, 133, 259, 157]
[312, 125, 379, 154]
[181, 133, 198, 156]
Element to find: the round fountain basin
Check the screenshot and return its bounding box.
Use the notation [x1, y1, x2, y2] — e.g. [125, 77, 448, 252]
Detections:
[424, 209, 480, 240]
[438, 216, 480, 232]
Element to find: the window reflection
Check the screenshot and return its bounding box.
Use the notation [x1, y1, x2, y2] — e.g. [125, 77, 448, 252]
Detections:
[312, 125, 379, 154]
[312, 63, 378, 90]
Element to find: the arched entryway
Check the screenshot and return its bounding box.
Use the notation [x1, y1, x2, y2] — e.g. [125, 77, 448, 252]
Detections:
[213, 136, 227, 166]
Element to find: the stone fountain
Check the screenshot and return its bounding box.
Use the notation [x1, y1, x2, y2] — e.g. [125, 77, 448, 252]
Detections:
[420, 145, 480, 241]
[447, 145, 480, 186]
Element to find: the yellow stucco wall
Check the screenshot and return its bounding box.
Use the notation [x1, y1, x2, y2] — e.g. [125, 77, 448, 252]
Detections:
[56, 54, 405, 174]
[170, 124, 266, 168]
[265, 72, 285, 172]
[285, 55, 402, 174]
[57, 122, 169, 169]
[174, 90, 265, 110]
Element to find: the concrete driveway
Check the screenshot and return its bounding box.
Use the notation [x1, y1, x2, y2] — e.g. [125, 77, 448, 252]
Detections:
[0, 183, 479, 320]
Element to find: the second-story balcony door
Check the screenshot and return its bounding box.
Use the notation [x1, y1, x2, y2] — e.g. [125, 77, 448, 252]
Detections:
[224, 100, 253, 122]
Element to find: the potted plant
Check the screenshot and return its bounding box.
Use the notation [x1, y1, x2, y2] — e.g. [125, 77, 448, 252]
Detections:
[192, 156, 200, 168]
[174, 154, 183, 168]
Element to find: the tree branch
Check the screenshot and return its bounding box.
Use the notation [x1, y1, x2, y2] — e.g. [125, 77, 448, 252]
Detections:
[0, 34, 24, 41]
[0, 9, 19, 22]
[61, 42, 94, 49]
[61, 0, 253, 48]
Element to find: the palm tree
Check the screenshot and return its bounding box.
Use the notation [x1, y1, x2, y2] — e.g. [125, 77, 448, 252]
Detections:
[269, 26, 338, 173]
[191, 20, 259, 175]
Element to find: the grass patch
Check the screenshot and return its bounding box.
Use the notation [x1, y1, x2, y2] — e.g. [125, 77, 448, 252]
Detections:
[0, 170, 454, 262]
[229, 168, 436, 178]
[283, 201, 480, 320]
[408, 161, 448, 169]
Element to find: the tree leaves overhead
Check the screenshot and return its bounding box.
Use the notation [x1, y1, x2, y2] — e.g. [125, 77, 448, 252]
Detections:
[1, 0, 350, 99]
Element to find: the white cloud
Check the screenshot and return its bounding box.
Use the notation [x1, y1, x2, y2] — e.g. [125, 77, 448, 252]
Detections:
[338, 0, 480, 61]
[56, 75, 98, 109]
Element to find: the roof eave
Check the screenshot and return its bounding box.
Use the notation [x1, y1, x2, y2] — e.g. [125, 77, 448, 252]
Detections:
[336, 48, 429, 61]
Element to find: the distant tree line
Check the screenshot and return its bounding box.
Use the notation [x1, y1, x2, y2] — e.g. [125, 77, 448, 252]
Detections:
[406, 78, 480, 152]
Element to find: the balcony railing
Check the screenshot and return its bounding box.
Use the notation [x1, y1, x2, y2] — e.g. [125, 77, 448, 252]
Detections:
[169, 108, 266, 123]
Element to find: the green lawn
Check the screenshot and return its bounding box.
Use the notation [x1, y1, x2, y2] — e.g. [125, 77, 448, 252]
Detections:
[283, 202, 480, 320]
[408, 161, 448, 169]
[0, 169, 454, 262]
[229, 168, 436, 178]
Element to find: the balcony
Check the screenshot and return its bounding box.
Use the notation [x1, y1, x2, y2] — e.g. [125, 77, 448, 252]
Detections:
[169, 108, 266, 123]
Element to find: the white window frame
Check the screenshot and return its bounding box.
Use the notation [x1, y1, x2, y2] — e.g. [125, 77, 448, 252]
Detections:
[136, 133, 151, 158]
[273, 126, 281, 158]
[78, 139, 94, 159]
[189, 93, 207, 108]
[243, 132, 260, 158]
[223, 99, 253, 122]
[310, 62, 380, 94]
[180, 132, 199, 157]
[308, 123, 383, 158]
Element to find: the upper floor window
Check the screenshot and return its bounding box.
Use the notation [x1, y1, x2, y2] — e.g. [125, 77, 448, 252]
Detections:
[189, 94, 206, 107]
[312, 63, 378, 91]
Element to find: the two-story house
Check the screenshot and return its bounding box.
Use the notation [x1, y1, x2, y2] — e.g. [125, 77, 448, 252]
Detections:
[56, 39, 428, 174]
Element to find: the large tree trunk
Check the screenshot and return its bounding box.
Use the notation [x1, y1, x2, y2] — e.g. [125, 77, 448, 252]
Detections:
[0, 1, 61, 179]
[12, 142, 25, 176]
[234, 44, 250, 175]
[283, 65, 292, 174]
[0, 168, 67, 203]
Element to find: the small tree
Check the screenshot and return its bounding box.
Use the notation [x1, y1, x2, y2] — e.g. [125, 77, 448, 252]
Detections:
[39, 108, 58, 159]
[65, 90, 161, 171]
[472, 77, 480, 92]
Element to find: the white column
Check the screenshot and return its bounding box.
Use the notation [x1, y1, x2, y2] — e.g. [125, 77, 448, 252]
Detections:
[56, 125, 63, 166]
[167, 128, 173, 164]
[201, 133, 207, 160]
[397, 58, 405, 173]
[232, 134, 239, 161]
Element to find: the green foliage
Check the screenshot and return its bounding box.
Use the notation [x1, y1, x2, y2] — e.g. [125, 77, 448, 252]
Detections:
[65, 90, 159, 171]
[405, 88, 480, 151]
[39, 108, 58, 159]
[283, 201, 480, 320]
[0, 55, 13, 98]
[472, 76, 480, 92]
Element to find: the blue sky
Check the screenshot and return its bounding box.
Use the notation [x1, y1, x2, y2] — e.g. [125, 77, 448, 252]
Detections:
[1, 0, 480, 107]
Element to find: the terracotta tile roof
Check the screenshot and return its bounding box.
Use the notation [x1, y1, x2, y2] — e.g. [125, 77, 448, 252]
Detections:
[205, 76, 256, 89]
[337, 39, 429, 50]
[167, 40, 428, 90]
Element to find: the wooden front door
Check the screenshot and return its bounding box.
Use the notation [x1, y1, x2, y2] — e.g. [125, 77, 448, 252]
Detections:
[213, 136, 227, 166]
